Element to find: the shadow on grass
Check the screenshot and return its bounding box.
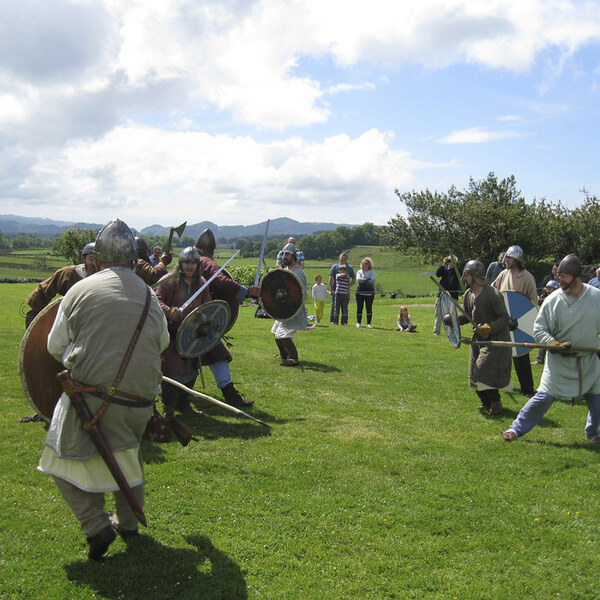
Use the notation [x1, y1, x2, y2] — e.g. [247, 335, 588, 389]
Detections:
[65, 534, 247, 600]
[521, 439, 600, 452]
[297, 360, 341, 373]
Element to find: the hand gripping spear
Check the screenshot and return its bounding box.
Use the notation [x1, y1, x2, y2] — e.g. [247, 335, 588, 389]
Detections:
[162, 376, 270, 428]
[56, 370, 147, 526]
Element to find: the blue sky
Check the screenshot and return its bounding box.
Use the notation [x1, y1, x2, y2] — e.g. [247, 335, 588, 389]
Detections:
[0, 0, 599, 230]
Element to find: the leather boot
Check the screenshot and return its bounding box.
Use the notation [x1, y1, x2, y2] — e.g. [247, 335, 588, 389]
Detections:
[221, 382, 254, 407]
[279, 338, 299, 366]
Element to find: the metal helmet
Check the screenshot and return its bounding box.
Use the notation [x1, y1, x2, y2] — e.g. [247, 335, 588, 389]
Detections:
[463, 260, 487, 286]
[135, 236, 150, 261]
[558, 253, 582, 278]
[505, 245, 524, 262]
[545, 279, 559, 289]
[281, 243, 296, 256]
[94, 219, 137, 265]
[179, 246, 201, 264]
[194, 228, 216, 258]
[82, 242, 95, 256]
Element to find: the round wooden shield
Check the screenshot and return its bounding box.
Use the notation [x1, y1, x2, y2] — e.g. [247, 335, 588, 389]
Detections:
[18, 298, 64, 422]
[208, 268, 239, 333]
[501, 291, 537, 356]
[259, 269, 305, 321]
[440, 293, 461, 349]
[175, 300, 231, 358]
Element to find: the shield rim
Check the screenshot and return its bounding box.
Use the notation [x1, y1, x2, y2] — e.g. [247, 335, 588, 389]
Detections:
[440, 293, 461, 349]
[259, 268, 305, 321]
[18, 298, 63, 422]
[175, 299, 231, 358]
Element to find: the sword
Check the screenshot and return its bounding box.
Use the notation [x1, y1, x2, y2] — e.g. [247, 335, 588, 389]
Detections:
[162, 376, 270, 428]
[254, 219, 270, 288]
[179, 250, 240, 312]
[56, 370, 147, 526]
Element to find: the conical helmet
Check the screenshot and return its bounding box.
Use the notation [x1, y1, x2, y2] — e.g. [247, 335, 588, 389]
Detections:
[194, 228, 216, 258]
[558, 254, 582, 278]
[94, 219, 137, 264]
[463, 259, 487, 286]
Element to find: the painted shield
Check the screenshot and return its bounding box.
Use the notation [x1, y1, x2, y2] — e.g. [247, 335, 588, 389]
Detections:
[208, 268, 239, 333]
[175, 300, 231, 358]
[501, 291, 537, 356]
[18, 298, 64, 422]
[440, 293, 461, 349]
[259, 269, 305, 321]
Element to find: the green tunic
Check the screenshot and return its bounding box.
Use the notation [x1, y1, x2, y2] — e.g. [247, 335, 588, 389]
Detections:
[535, 284, 600, 399]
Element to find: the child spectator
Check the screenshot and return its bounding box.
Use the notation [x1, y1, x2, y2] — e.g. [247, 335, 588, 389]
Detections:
[311, 273, 330, 324]
[396, 306, 417, 332]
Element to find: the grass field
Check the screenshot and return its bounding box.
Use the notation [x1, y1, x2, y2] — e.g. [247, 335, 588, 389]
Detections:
[2, 255, 600, 599]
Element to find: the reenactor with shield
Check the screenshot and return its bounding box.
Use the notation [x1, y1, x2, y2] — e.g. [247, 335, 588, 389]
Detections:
[155, 246, 254, 412]
[264, 243, 308, 366]
[24, 242, 97, 328]
[37, 219, 170, 560]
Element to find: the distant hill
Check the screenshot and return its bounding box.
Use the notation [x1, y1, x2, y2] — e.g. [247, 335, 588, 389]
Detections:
[0, 215, 104, 237]
[1, 215, 356, 240]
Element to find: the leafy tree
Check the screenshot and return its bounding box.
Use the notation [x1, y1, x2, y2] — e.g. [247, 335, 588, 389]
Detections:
[12, 234, 47, 249]
[51, 227, 97, 264]
[0, 230, 11, 250]
[385, 173, 559, 264]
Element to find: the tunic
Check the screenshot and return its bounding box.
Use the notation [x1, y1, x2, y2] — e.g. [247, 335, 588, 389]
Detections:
[26, 264, 86, 312]
[534, 284, 600, 398]
[38, 268, 169, 492]
[492, 268, 537, 304]
[463, 285, 512, 389]
[135, 258, 166, 285]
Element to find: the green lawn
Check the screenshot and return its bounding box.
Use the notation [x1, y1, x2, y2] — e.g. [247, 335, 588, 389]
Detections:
[1, 267, 600, 599]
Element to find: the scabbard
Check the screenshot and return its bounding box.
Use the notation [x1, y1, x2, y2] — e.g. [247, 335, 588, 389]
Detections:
[57, 370, 147, 526]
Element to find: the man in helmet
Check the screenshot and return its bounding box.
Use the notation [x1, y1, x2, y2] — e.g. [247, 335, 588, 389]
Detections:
[492, 245, 538, 396]
[156, 245, 255, 410]
[24, 242, 97, 328]
[445, 260, 512, 415]
[134, 236, 172, 285]
[38, 219, 169, 560]
[503, 254, 600, 443]
[271, 243, 308, 366]
[276, 237, 305, 268]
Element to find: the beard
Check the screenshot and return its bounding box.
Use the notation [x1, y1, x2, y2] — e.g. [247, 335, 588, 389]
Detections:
[84, 263, 98, 276]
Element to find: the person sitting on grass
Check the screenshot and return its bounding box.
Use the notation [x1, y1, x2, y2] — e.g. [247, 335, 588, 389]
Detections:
[396, 306, 417, 332]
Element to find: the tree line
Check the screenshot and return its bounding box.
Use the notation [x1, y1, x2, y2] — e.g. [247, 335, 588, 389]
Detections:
[381, 172, 600, 266]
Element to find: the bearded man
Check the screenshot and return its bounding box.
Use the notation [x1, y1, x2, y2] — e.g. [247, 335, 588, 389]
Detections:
[503, 254, 600, 442]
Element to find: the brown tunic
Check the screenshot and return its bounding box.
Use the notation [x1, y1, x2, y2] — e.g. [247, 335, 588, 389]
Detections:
[463, 284, 512, 389]
[135, 259, 166, 285]
[26, 264, 85, 312]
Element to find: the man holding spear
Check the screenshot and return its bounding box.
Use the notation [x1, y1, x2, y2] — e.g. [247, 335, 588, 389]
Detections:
[503, 254, 600, 442]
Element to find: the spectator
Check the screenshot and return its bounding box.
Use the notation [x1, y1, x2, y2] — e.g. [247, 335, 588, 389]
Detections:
[329, 252, 355, 324]
[588, 266, 600, 290]
[485, 252, 505, 283]
[396, 306, 417, 332]
[433, 255, 461, 336]
[356, 257, 376, 328]
[311, 273, 330, 324]
[149, 246, 162, 266]
[332, 265, 351, 325]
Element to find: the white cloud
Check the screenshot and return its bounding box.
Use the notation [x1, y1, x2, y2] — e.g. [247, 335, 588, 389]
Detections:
[7, 126, 443, 226]
[438, 127, 522, 144]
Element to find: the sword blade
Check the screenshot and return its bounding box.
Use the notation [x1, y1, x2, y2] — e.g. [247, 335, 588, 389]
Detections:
[179, 250, 240, 312]
[254, 219, 270, 288]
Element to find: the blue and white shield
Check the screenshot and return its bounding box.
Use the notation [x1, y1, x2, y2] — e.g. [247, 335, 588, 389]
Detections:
[500, 291, 537, 356]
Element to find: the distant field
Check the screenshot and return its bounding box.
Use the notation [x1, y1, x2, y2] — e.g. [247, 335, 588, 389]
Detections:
[8, 246, 441, 298]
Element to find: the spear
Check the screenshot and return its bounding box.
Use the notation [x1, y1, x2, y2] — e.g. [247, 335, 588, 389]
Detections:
[161, 376, 270, 428]
[469, 340, 600, 354]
